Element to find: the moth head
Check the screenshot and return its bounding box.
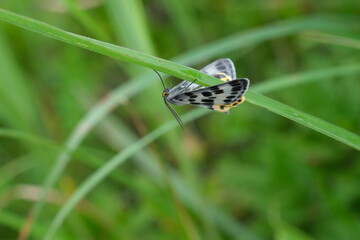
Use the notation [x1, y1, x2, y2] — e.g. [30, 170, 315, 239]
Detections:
[153, 69, 183, 128]
[162, 89, 169, 98]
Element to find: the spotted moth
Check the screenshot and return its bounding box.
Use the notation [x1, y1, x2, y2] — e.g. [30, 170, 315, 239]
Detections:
[158, 58, 250, 127]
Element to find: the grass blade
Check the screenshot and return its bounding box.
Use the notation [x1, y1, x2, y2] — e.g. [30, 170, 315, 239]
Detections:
[246, 91, 360, 151]
[1, 8, 359, 239]
[44, 90, 360, 238]
[61, 0, 110, 41]
[45, 90, 360, 239]
[302, 31, 360, 49]
[43, 109, 209, 240]
[0, 9, 358, 86]
[0, 26, 38, 132]
[252, 64, 360, 93]
[105, 0, 155, 54]
[0, 8, 219, 86]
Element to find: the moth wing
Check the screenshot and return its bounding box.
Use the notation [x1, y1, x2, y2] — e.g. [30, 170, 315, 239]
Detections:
[171, 78, 249, 107]
[200, 58, 236, 80]
[167, 80, 203, 99]
[167, 59, 237, 99]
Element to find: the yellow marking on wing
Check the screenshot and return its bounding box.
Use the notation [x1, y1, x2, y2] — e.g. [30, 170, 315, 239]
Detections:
[212, 97, 246, 113]
[212, 105, 231, 113]
[213, 73, 232, 82]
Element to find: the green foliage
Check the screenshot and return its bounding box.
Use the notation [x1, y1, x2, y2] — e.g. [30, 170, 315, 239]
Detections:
[0, 1, 359, 240]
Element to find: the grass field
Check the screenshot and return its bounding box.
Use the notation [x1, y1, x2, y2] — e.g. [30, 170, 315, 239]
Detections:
[0, 1, 360, 240]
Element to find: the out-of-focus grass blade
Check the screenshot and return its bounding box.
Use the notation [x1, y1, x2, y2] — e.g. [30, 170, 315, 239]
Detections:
[0, 27, 39, 132]
[173, 16, 359, 63]
[49, 77, 360, 238]
[302, 31, 360, 49]
[0, 157, 35, 188]
[2, 8, 359, 239]
[0, 211, 45, 239]
[274, 223, 315, 240]
[61, 0, 110, 41]
[1, 9, 358, 87]
[105, 0, 156, 76]
[45, 64, 360, 238]
[43, 109, 213, 240]
[246, 91, 360, 151]
[81, 100, 260, 239]
[0, 129, 60, 151]
[43, 64, 360, 239]
[0, 128, 113, 177]
[252, 64, 360, 93]
[105, 0, 155, 54]
[159, 0, 202, 46]
[44, 89, 360, 238]
[0, 8, 220, 86]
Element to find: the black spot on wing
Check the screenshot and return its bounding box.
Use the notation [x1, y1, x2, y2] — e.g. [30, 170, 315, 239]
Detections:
[214, 90, 224, 94]
[228, 80, 244, 86]
[201, 91, 212, 97]
[171, 78, 249, 107]
[232, 86, 245, 91]
[209, 86, 220, 91]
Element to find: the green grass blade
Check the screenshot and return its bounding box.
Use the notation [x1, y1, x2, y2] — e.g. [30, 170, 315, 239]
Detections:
[61, 0, 110, 41]
[105, 0, 155, 54]
[46, 88, 360, 239]
[43, 109, 209, 240]
[1, 10, 348, 236]
[60, 65, 360, 239]
[159, 0, 202, 46]
[2, 8, 359, 239]
[302, 31, 360, 49]
[173, 16, 358, 63]
[44, 90, 360, 238]
[0, 9, 358, 86]
[44, 64, 360, 238]
[105, 0, 156, 76]
[0, 211, 45, 238]
[0, 26, 39, 132]
[0, 8, 219, 86]
[246, 91, 360, 151]
[252, 64, 360, 93]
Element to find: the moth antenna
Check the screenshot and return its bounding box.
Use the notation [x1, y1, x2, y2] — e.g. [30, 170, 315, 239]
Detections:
[168, 76, 176, 88]
[154, 70, 166, 89]
[164, 99, 184, 129]
[154, 70, 184, 128]
[184, 78, 198, 91]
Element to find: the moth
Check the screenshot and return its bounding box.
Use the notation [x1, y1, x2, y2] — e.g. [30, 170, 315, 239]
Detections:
[157, 58, 250, 128]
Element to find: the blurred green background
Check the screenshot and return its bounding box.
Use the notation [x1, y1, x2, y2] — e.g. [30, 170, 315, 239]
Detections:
[1, 0, 360, 240]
